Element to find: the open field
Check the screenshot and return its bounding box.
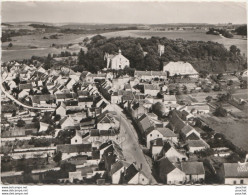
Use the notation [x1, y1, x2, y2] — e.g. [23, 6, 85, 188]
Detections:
[2, 29, 247, 62]
[101, 30, 247, 56]
[2, 33, 87, 62]
[201, 115, 248, 151]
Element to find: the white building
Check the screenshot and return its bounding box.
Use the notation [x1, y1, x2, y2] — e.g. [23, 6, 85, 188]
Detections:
[105, 50, 130, 70]
[223, 162, 248, 185]
[163, 61, 199, 78]
[158, 44, 165, 56]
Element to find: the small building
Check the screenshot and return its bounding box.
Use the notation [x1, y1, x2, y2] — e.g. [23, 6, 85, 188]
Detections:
[110, 161, 131, 184]
[57, 144, 92, 160]
[181, 162, 205, 183]
[144, 84, 160, 96]
[187, 139, 209, 153]
[163, 95, 177, 104]
[159, 142, 188, 162]
[158, 157, 186, 184]
[223, 162, 248, 184]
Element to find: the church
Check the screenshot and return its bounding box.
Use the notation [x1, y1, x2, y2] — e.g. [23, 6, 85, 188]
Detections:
[104, 49, 130, 70]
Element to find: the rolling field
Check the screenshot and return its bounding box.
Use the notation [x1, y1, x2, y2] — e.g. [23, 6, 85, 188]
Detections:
[2, 29, 247, 62]
[101, 30, 247, 56]
[1, 33, 87, 62]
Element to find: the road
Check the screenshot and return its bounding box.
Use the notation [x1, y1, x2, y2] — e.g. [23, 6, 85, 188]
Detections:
[111, 104, 157, 184]
[1, 81, 55, 111]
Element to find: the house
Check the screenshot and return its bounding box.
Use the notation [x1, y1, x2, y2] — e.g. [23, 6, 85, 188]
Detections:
[97, 111, 119, 131]
[144, 84, 160, 96]
[78, 97, 93, 108]
[55, 93, 77, 103]
[168, 110, 186, 134]
[39, 122, 49, 132]
[163, 95, 177, 104]
[163, 61, 199, 78]
[85, 73, 106, 83]
[150, 138, 164, 159]
[157, 157, 186, 184]
[134, 71, 167, 81]
[111, 91, 123, 104]
[159, 142, 188, 162]
[146, 127, 178, 148]
[57, 144, 92, 160]
[18, 90, 29, 99]
[187, 140, 210, 153]
[59, 116, 75, 129]
[223, 162, 248, 184]
[137, 114, 156, 136]
[56, 102, 67, 117]
[31, 94, 56, 107]
[110, 161, 131, 184]
[104, 49, 130, 70]
[130, 103, 148, 119]
[19, 83, 32, 92]
[181, 162, 205, 183]
[122, 164, 149, 185]
[181, 125, 201, 140]
[184, 104, 210, 114]
[71, 130, 85, 145]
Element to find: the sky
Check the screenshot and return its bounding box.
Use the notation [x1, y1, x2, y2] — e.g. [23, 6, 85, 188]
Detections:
[2, 1, 247, 24]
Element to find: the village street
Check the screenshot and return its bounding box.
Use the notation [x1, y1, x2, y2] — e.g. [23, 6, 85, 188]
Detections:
[0, 81, 54, 111]
[111, 104, 157, 184]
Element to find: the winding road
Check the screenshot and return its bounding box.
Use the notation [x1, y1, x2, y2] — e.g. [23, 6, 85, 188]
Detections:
[1, 81, 55, 111]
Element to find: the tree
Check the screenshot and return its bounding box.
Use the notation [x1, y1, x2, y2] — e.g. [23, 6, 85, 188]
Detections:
[213, 106, 227, 117]
[205, 96, 213, 103]
[235, 25, 247, 36]
[152, 102, 166, 118]
[17, 119, 26, 127]
[41, 87, 50, 95]
[53, 151, 62, 164]
[60, 162, 76, 172]
[78, 48, 85, 65]
[8, 42, 13, 47]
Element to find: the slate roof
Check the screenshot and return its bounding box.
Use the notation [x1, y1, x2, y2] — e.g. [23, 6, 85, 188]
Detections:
[138, 114, 155, 133]
[57, 144, 92, 153]
[144, 84, 160, 91]
[64, 100, 78, 106]
[19, 83, 32, 90]
[124, 164, 139, 182]
[181, 162, 205, 175]
[187, 140, 209, 148]
[78, 97, 93, 102]
[158, 157, 176, 174]
[110, 161, 131, 176]
[135, 71, 167, 77]
[31, 94, 56, 104]
[169, 110, 185, 133]
[56, 93, 77, 99]
[224, 163, 248, 178]
[157, 128, 177, 137]
[181, 125, 195, 135]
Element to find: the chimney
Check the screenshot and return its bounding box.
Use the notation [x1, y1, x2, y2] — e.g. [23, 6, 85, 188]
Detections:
[140, 163, 143, 171]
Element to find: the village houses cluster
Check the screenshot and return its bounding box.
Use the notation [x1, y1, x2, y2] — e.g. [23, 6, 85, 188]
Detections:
[1, 46, 248, 185]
